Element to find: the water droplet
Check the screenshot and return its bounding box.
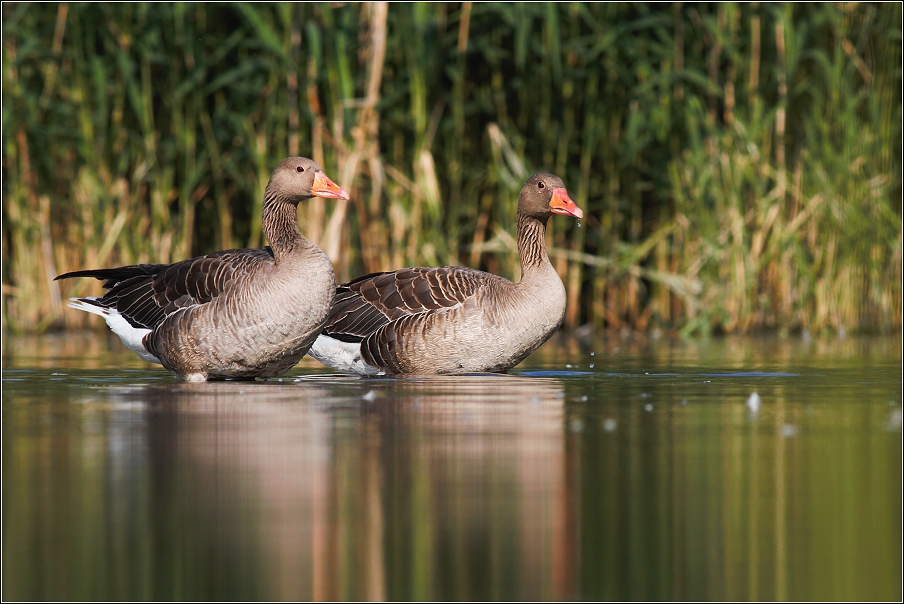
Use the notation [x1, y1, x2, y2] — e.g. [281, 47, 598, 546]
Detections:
[746, 392, 761, 413]
[644, 403, 654, 412]
[602, 418, 617, 432]
[590, 351, 595, 356]
[577, 220, 582, 228]
[886, 409, 902, 431]
[589, 363, 595, 368]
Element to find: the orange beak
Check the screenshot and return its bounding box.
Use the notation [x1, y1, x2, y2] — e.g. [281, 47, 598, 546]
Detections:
[549, 188, 583, 218]
[311, 171, 351, 200]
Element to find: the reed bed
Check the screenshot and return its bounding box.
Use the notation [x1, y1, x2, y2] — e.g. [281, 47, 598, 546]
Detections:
[2, 2, 900, 334]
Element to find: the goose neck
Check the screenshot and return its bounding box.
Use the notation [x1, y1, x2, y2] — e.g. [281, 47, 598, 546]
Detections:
[262, 194, 305, 260]
[516, 213, 551, 275]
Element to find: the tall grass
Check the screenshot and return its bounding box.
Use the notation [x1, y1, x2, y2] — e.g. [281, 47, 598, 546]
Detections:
[2, 2, 900, 334]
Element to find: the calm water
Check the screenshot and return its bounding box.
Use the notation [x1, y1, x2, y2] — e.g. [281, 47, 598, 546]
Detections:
[2, 331, 901, 601]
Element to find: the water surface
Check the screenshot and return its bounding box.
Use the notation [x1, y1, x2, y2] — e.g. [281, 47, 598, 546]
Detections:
[2, 332, 901, 601]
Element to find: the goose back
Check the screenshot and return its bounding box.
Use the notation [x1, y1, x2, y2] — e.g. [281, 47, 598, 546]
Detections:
[61, 244, 335, 379]
[312, 261, 566, 375]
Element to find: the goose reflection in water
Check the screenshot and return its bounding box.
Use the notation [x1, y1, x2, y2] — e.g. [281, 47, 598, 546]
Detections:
[88, 375, 570, 601]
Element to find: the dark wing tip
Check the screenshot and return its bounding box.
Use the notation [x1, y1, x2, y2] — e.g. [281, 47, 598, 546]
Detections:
[342, 270, 394, 288]
[55, 269, 100, 281]
[55, 264, 167, 283]
[322, 331, 366, 343]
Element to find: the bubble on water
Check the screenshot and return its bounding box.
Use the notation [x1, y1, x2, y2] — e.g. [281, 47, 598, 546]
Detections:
[746, 392, 761, 413]
[362, 390, 377, 402]
[644, 403, 654, 412]
[580, 395, 588, 402]
[569, 418, 585, 433]
[589, 363, 595, 369]
[781, 424, 798, 438]
[590, 351, 595, 357]
[681, 399, 689, 406]
[602, 418, 617, 432]
[885, 409, 902, 431]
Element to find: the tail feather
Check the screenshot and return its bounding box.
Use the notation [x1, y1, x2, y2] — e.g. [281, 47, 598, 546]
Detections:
[66, 298, 161, 365]
[67, 297, 109, 315]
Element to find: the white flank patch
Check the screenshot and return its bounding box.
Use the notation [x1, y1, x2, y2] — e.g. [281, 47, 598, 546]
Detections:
[68, 298, 161, 364]
[309, 334, 383, 375]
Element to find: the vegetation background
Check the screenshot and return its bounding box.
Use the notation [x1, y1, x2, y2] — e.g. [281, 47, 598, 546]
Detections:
[3, 2, 901, 335]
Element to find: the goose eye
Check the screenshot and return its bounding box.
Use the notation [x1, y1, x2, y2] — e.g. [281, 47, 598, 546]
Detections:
[296, 166, 304, 173]
[537, 181, 545, 189]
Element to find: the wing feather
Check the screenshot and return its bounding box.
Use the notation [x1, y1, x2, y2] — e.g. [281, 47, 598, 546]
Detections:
[55, 248, 275, 330]
[321, 266, 491, 343]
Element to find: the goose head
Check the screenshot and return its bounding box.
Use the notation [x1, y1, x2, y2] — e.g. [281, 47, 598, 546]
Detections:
[517, 173, 583, 219]
[267, 157, 351, 204]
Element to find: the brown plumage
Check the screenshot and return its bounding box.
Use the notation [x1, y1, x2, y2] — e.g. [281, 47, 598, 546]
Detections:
[309, 173, 583, 375]
[56, 157, 350, 381]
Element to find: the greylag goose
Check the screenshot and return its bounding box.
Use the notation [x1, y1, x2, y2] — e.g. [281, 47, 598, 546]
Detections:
[309, 172, 583, 375]
[55, 157, 350, 381]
